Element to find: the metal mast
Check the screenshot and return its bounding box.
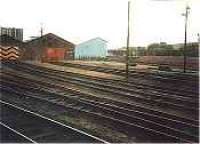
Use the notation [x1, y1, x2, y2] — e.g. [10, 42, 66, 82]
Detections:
[126, 1, 130, 79]
[40, 23, 44, 37]
[182, 5, 190, 73]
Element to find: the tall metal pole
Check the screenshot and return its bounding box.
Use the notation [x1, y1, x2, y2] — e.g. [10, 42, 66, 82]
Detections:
[126, 1, 130, 79]
[40, 23, 44, 61]
[198, 34, 200, 63]
[198, 33, 200, 50]
[183, 5, 190, 73]
[40, 23, 44, 37]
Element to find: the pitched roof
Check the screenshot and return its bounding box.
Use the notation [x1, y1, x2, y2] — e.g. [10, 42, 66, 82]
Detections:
[78, 37, 107, 45]
[25, 33, 75, 47]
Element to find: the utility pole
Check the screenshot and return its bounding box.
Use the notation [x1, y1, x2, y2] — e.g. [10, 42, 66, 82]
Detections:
[198, 33, 200, 60]
[126, 1, 130, 79]
[182, 5, 190, 73]
[198, 33, 200, 49]
[40, 23, 44, 61]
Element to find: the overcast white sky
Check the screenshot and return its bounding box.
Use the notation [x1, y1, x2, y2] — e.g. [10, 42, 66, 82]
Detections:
[0, 0, 199, 49]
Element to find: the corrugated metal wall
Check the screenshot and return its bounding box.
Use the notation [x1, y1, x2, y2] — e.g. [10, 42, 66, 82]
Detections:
[75, 38, 107, 59]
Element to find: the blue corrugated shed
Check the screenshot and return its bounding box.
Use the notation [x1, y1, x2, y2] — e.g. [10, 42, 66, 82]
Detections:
[75, 37, 107, 59]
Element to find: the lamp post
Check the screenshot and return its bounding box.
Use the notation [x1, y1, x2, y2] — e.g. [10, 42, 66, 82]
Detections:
[182, 5, 190, 73]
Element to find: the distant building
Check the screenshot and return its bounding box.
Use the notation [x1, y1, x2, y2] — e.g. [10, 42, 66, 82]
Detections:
[107, 49, 126, 57]
[75, 37, 107, 59]
[107, 47, 137, 57]
[0, 27, 23, 41]
[0, 34, 24, 47]
[24, 33, 75, 61]
[172, 42, 198, 50]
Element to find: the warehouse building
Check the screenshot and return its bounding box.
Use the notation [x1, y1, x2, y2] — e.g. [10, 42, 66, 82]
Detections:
[75, 37, 107, 59]
[24, 33, 75, 62]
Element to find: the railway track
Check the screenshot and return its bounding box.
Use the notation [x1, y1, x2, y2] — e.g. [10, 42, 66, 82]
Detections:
[52, 61, 198, 84]
[1, 60, 198, 142]
[52, 62, 198, 93]
[2, 61, 198, 113]
[0, 66, 197, 140]
[0, 122, 36, 143]
[1, 84, 198, 143]
[0, 100, 108, 143]
[1, 72, 198, 125]
[17, 60, 198, 97]
[34, 63, 199, 98]
[1, 61, 198, 119]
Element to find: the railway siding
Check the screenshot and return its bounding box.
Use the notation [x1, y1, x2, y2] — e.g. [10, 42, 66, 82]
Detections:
[1, 89, 195, 143]
[1, 73, 198, 125]
[0, 100, 108, 143]
[30, 61, 123, 80]
[1, 82, 198, 139]
[1, 62, 196, 118]
[32, 61, 198, 96]
[1, 61, 199, 143]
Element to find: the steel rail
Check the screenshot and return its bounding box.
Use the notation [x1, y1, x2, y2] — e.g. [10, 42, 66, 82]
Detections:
[0, 100, 110, 144]
[0, 122, 37, 143]
[0, 83, 198, 142]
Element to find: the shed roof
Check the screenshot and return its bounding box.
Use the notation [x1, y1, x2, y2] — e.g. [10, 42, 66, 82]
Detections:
[25, 33, 75, 48]
[78, 37, 107, 45]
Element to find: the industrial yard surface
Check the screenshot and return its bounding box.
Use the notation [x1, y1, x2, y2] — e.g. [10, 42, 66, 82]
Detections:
[66, 60, 157, 70]
[31, 61, 123, 80]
